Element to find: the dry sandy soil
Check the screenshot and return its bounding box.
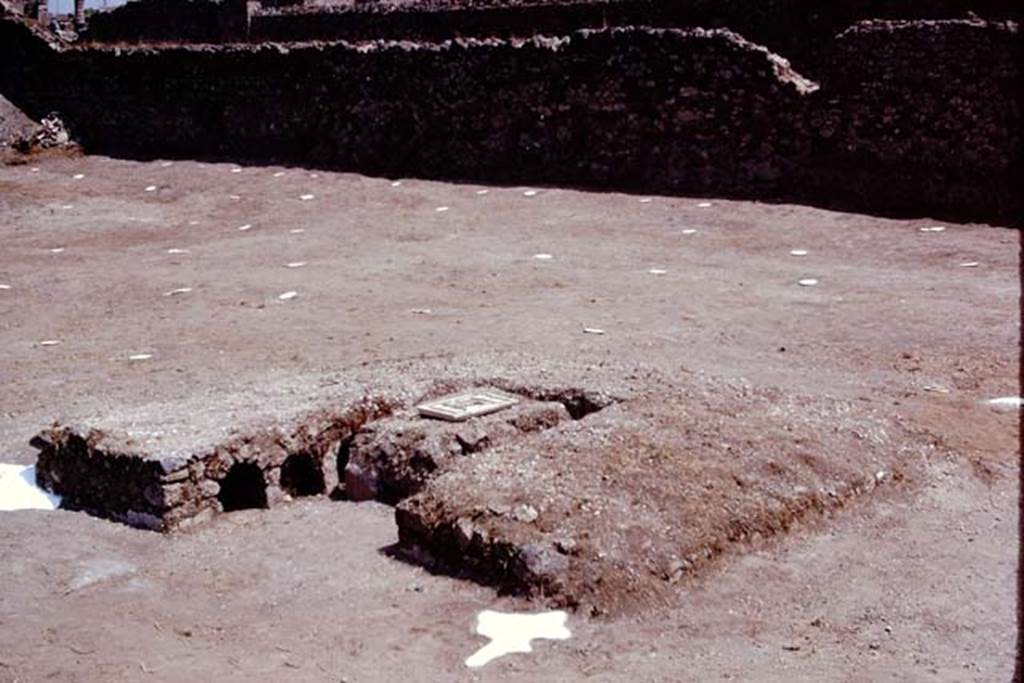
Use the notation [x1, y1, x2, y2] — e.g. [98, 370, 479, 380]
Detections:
[0, 154, 1019, 681]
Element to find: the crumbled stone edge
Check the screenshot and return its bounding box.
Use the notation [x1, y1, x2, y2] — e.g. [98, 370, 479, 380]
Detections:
[31, 396, 396, 530]
[28, 379, 628, 531]
[394, 465, 897, 614]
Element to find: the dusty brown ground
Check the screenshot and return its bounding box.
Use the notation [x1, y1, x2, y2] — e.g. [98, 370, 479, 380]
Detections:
[0, 154, 1018, 680]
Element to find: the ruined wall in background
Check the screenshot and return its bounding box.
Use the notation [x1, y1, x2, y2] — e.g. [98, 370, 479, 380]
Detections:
[0, 20, 1019, 223]
[249, 0, 1021, 77]
[0, 11, 58, 65]
[75, 0, 1023, 78]
[808, 19, 1022, 219]
[82, 0, 241, 44]
[0, 28, 818, 198]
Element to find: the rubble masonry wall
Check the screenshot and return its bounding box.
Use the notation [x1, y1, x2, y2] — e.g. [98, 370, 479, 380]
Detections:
[0, 19, 1019, 222]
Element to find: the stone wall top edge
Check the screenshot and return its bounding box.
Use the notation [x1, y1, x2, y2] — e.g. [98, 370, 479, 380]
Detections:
[65, 25, 769, 56]
[836, 16, 1019, 37]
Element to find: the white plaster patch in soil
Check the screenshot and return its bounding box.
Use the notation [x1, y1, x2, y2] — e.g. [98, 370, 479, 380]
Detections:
[0, 464, 61, 512]
[985, 396, 1022, 410]
[465, 610, 571, 668]
[66, 559, 137, 593]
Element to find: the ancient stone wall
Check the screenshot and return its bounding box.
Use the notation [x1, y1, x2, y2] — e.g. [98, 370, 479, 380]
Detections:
[251, 0, 1021, 77]
[810, 19, 1022, 221]
[0, 19, 1019, 223]
[32, 400, 390, 531]
[75, 0, 1022, 78]
[0, 28, 818, 196]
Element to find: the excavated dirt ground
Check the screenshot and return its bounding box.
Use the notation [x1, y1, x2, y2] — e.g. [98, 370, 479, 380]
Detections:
[0, 154, 1019, 680]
